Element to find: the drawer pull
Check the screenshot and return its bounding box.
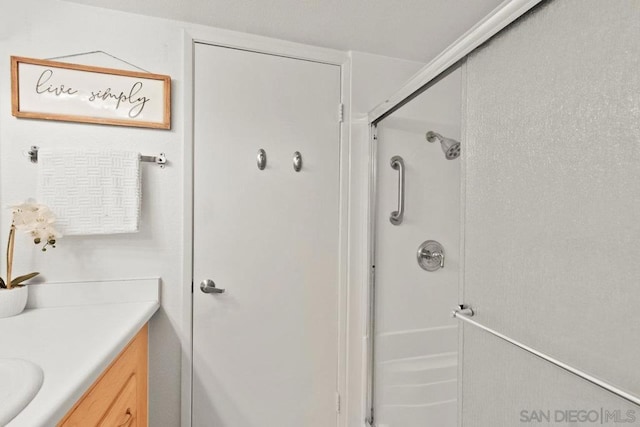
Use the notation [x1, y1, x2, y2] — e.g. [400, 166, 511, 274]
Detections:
[117, 409, 133, 427]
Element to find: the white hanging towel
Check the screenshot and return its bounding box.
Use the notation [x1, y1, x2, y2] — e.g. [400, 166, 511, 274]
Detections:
[38, 148, 141, 235]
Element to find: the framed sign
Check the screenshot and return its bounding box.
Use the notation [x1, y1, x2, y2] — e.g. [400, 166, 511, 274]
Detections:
[11, 56, 171, 129]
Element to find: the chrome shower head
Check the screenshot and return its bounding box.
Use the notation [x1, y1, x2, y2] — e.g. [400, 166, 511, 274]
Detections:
[426, 131, 461, 160]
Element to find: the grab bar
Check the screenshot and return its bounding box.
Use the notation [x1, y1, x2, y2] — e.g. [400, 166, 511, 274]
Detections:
[389, 156, 405, 225]
[452, 305, 640, 407]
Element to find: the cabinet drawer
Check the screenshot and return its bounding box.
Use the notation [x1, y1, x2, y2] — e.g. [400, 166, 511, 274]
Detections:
[58, 325, 148, 427]
[98, 374, 137, 427]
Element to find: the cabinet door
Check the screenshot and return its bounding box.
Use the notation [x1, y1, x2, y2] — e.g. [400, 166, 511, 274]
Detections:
[58, 325, 147, 427]
[98, 375, 137, 427]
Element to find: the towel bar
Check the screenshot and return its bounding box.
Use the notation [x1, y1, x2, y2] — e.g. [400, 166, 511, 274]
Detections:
[27, 146, 167, 168]
[139, 153, 167, 168]
[452, 305, 640, 407]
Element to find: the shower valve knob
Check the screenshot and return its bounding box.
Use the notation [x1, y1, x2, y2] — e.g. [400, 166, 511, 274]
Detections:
[417, 240, 446, 272]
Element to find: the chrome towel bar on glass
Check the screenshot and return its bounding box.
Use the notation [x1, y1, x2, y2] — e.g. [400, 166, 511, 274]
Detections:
[452, 305, 640, 408]
[27, 146, 167, 168]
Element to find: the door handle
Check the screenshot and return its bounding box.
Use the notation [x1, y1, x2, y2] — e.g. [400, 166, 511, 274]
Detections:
[389, 155, 405, 225]
[200, 279, 225, 294]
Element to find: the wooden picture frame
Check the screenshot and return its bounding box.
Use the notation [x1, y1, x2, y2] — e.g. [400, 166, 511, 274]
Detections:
[11, 56, 171, 129]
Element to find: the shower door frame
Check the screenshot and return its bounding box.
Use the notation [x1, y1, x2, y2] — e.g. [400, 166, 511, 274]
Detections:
[364, 0, 543, 425]
[365, 65, 464, 426]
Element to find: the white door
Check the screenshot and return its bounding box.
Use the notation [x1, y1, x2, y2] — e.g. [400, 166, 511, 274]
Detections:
[192, 43, 342, 427]
[373, 68, 461, 426]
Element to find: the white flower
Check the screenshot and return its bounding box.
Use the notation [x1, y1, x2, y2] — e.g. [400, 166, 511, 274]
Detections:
[11, 203, 56, 232]
[30, 223, 62, 241]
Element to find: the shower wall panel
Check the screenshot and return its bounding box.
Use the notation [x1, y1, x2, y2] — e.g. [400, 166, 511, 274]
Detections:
[462, 0, 640, 425]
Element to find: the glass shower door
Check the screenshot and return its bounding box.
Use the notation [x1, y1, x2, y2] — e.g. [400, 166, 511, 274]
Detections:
[370, 66, 462, 427]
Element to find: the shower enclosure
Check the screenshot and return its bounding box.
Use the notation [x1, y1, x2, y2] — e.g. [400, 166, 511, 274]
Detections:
[362, 2, 640, 426]
[367, 65, 463, 427]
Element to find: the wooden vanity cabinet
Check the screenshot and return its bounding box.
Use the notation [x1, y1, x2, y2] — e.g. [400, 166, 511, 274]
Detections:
[57, 324, 148, 427]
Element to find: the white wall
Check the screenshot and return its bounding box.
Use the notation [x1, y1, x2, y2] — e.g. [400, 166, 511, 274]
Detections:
[0, 2, 425, 425]
[0, 1, 185, 425]
[350, 52, 425, 121]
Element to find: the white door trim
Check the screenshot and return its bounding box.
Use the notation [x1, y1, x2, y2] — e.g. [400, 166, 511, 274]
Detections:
[367, 0, 543, 124]
[181, 27, 351, 427]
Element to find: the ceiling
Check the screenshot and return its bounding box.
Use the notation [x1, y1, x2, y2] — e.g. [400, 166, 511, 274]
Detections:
[62, 0, 505, 62]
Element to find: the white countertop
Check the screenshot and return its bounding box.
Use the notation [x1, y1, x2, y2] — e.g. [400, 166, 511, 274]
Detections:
[0, 279, 160, 427]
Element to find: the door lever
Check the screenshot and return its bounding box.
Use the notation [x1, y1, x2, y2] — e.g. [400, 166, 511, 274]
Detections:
[200, 279, 225, 294]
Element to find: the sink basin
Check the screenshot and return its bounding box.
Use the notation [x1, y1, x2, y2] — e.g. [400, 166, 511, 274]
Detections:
[0, 359, 44, 425]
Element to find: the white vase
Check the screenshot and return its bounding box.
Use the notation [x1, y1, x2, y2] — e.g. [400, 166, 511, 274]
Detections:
[0, 286, 29, 318]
